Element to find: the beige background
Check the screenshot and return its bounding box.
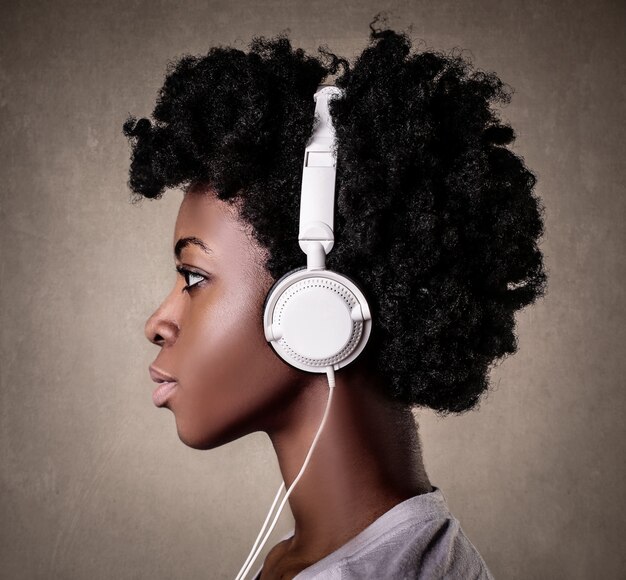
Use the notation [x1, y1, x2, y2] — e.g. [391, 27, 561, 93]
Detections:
[1, 0, 624, 578]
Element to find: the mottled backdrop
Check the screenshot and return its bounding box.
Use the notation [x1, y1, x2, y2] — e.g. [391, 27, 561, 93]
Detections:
[1, 1, 624, 579]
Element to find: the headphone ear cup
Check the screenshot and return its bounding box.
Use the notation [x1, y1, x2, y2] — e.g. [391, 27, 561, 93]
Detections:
[263, 265, 307, 313]
[263, 268, 372, 373]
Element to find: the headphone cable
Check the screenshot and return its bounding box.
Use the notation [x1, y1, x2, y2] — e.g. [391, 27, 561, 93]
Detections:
[234, 366, 336, 580]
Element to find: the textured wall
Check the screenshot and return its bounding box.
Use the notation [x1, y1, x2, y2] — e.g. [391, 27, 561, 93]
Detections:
[1, 1, 624, 578]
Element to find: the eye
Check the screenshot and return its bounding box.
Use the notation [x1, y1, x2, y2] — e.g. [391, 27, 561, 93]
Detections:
[175, 265, 209, 293]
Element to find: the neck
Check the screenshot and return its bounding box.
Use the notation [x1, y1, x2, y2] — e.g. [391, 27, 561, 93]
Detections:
[264, 364, 432, 563]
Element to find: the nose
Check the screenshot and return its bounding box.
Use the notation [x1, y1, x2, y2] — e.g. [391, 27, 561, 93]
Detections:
[144, 287, 181, 347]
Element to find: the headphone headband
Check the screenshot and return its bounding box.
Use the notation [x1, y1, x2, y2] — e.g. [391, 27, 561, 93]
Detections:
[298, 85, 343, 269]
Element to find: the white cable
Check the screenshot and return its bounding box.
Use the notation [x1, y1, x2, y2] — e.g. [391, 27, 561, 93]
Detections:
[234, 479, 286, 580]
[235, 366, 335, 580]
[235, 366, 336, 580]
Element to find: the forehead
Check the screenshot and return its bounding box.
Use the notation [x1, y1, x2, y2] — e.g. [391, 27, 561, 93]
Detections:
[176, 187, 235, 233]
[173, 186, 265, 266]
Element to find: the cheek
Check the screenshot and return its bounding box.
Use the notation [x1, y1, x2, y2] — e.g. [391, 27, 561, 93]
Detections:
[172, 285, 284, 446]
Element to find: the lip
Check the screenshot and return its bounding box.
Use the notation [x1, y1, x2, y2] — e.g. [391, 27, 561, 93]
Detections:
[149, 365, 178, 407]
[152, 380, 178, 407]
[149, 365, 177, 384]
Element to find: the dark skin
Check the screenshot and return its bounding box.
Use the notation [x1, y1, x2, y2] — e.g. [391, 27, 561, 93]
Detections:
[145, 182, 432, 580]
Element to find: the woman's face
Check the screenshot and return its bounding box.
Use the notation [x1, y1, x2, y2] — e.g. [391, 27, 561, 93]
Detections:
[144, 184, 304, 449]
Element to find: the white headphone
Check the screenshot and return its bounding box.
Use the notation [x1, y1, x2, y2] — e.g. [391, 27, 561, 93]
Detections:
[234, 84, 373, 580]
[263, 84, 373, 372]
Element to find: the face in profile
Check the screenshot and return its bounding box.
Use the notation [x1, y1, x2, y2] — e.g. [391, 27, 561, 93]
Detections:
[144, 184, 304, 450]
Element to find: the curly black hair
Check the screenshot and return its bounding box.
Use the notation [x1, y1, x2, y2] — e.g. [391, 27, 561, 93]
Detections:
[122, 14, 548, 416]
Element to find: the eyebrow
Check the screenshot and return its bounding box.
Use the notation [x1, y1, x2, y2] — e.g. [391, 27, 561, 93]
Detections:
[174, 236, 213, 260]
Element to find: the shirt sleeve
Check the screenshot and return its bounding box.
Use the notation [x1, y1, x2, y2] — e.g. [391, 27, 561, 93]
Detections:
[326, 517, 495, 579]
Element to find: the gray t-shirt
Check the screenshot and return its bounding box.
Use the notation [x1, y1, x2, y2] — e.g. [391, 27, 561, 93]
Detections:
[252, 486, 494, 579]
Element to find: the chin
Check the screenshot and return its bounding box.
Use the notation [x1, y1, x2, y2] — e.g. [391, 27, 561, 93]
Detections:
[174, 422, 239, 451]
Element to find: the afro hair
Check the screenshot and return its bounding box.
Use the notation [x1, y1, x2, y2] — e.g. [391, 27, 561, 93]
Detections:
[123, 14, 548, 416]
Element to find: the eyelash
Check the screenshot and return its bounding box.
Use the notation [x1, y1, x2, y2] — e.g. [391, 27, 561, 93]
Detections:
[175, 265, 209, 293]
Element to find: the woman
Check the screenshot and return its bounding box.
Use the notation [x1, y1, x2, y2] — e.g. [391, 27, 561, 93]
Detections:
[123, 15, 547, 580]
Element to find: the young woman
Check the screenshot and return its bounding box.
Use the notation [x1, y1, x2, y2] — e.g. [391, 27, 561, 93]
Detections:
[123, 15, 547, 580]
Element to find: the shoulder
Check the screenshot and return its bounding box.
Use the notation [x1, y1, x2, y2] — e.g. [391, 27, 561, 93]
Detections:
[337, 515, 495, 579]
[301, 486, 496, 580]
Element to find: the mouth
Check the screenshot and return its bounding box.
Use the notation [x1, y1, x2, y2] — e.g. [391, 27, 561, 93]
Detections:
[149, 365, 178, 407]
